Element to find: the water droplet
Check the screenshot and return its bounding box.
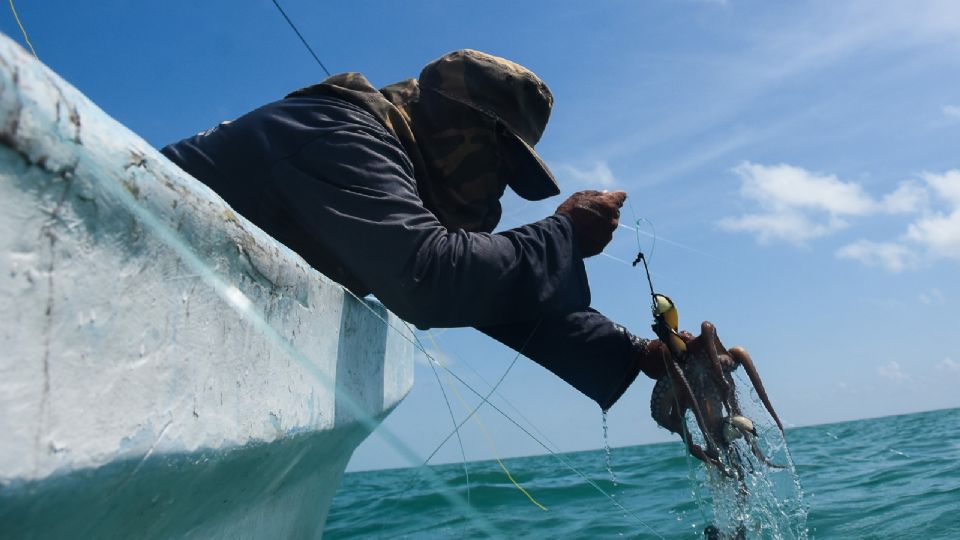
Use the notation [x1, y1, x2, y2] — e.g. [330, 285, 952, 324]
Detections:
[602, 410, 618, 485]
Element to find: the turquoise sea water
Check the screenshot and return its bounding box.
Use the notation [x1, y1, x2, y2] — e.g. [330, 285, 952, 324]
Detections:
[327, 407, 960, 538]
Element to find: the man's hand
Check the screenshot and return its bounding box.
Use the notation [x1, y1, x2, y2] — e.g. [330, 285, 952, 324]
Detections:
[555, 190, 626, 257]
[636, 338, 669, 380]
[635, 331, 695, 380]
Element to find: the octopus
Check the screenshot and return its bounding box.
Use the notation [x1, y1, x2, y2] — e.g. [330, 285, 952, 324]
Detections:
[649, 320, 785, 477]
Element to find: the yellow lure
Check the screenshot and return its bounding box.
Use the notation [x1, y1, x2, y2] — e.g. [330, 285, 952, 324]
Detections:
[653, 293, 686, 353]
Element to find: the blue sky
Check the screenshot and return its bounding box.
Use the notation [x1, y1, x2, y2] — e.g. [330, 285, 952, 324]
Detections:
[5, 1, 959, 472]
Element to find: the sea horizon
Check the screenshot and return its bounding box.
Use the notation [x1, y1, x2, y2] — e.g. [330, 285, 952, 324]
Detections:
[348, 404, 960, 473]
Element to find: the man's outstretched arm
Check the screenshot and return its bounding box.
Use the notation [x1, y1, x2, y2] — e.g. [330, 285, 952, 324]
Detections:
[477, 309, 666, 410]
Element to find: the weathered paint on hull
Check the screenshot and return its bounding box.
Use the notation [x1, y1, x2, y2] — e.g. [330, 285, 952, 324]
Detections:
[0, 31, 413, 538]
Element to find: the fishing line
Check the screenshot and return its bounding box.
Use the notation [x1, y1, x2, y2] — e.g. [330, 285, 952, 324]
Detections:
[443, 381, 549, 512]
[7, 0, 37, 57]
[423, 329, 642, 519]
[364, 339, 473, 538]
[428, 334, 568, 459]
[436, 365, 664, 535]
[598, 251, 635, 266]
[618, 220, 728, 264]
[627, 199, 655, 263]
[423, 329, 677, 523]
[424, 324, 674, 522]
[270, 0, 332, 76]
[364, 322, 546, 535]
[420, 338, 472, 507]
[417, 320, 541, 467]
[627, 205, 714, 529]
[503, 213, 637, 269]
[428, 331, 548, 511]
[504, 190, 717, 263]
[340, 297, 665, 537]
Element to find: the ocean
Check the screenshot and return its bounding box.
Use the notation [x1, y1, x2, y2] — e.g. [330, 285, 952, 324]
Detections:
[326, 407, 960, 539]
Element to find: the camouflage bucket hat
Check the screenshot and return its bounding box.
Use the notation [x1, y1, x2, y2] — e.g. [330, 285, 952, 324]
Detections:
[418, 49, 560, 201]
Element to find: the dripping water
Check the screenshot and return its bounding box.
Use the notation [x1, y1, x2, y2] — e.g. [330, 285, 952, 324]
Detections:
[602, 410, 618, 485]
[681, 373, 809, 539]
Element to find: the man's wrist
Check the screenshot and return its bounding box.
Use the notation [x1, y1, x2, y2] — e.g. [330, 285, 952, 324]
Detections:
[631, 335, 668, 381]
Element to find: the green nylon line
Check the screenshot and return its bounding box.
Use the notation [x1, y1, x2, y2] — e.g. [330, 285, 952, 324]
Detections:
[8, 0, 38, 57]
[422, 331, 472, 506]
[354, 316, 665, 538]
[416, 320, 539, 467]
[429, 333, 548, 512]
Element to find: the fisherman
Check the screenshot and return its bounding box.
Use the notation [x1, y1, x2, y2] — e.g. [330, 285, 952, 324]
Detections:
[161, 49, 667, 410]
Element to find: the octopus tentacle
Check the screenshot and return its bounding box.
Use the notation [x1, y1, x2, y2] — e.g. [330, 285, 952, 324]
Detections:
[701, 322, 732, 407]
[729, 347, 784, 432]
[663, 349, 721, 454]
[723, 372, 743, 416]
[650, 376, 683, 434]
[683, 431, 734, 477]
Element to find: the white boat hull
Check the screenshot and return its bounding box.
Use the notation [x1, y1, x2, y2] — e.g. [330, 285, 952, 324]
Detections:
[0, 31, 413, 538]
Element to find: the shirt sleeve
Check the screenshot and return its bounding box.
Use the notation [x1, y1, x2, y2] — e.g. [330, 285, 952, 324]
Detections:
[269, 124, 591, 329]
[477, 309, 644, 410]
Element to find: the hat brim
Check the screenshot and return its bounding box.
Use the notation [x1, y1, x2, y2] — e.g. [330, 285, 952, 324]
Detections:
[499, 130, 560, 201]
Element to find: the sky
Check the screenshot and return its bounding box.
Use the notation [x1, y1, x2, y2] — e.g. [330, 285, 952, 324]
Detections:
[4, 0, 959, 472]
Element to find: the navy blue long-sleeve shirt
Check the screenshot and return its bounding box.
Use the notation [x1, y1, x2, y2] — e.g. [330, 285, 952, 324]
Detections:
[161, 93, 641, 409]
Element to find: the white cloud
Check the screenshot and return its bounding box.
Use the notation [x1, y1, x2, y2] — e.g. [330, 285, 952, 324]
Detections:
[836, 170, 960, 270]
[903, 171, 960, 262]
[722, 163, 960, 269]
[881, 181, 929, 214]
[918, 288, 945, 305]
[943, 104, 960, 120]
[720, 210, 843, 245]
[733, 162, 877, 216]
[906, 211, 960, 260]
[835, 240, 914, 272]
[719, 162, 910, 245]
[556, 161, 618, 189]
[877, 360, 910, 382]
[923, 170, 960, 207]
[938, 357, 960, 374]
